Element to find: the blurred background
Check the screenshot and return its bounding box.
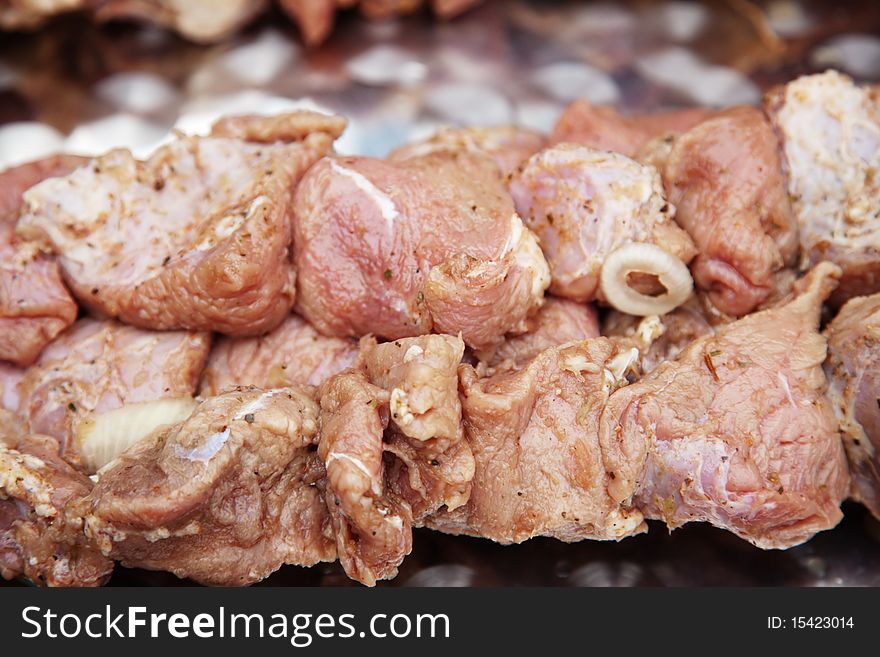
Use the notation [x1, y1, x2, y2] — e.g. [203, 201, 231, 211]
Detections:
[2, 0, 879, 168]
[1, 0, 879, 585]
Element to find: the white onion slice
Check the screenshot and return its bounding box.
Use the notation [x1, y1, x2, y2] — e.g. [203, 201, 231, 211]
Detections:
[75, 398, 198, 474]
[600, 242, 693, 316]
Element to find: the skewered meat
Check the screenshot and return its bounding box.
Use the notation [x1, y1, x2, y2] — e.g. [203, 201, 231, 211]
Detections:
[482, 296, 599, 372]
[824, 293, 880, 520]
[0, 435, 113, 586]
[612, 263, 848, 548]
[0, 65, 873, 585]
[17, 318, 210, 459]
[294, 150, 550, 353]
[17, 112, 343, 336]
[509, 144, 696, 313]
[318, 369, 412, 586]
[200, 313, 358, 396]
[427, 338, 646, 543]
[317, 333, 471, 585]
[359, 334, 473, 519]
[550, 99, 715, 157]
[662, 106, 799, 317]
[390, 125, 547, 181]
[1, 155, 85, 367]
[765, 71, 880, 307]
[76, 387, 335, 585]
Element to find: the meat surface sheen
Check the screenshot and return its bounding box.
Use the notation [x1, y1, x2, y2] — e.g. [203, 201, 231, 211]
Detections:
[663, 106, 799, 316]
[200, 313, 358, 396]
[18, 319, 210, 458]
[609, 263, 848, 548]
[294, 150, 550, 352]
[509, 144, 695, 302]
[78, 387, 335, 585]
[766, 71, 880, 307]
[17, 112, 343, 336]
[824, 293, 880, 519]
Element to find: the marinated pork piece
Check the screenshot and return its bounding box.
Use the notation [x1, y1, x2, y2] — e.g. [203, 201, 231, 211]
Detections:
[390, 125, 547, 181]
[509, 144, 696, 312]
[427, 338, 647, 543]
[76, 387, 335, 585]
[17, 319, 210, 459]
[318, 370, 412, 586]
[0, 435, 113, 586]
[766, 71, 880, 307]
[482, 296, 600, 372]
[0, 237, 77, 367]
[663, 106, 799, 317]
[609, 263, 848, 549]
[360, 335, 464, 449]
[824, 293, 880, 519]
[294, 150, 550, 352]
[93, 0, 268, 44]
[359, 334, 474, 519]
[317, 333, 471, 585]
[17, 112, 343, 336]
[0, 155, 85, 367]
[550, 99, 715, 157]
[200, 314, 358, 396]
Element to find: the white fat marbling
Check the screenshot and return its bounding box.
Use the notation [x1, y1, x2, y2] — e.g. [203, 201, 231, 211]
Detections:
[329, 159, 399, 230]
[183, 427, 230, 462]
